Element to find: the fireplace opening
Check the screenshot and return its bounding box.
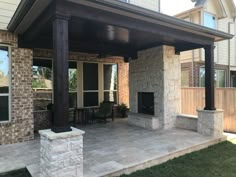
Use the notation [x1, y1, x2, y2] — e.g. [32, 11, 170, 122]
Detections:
[138, 92, 154, 115]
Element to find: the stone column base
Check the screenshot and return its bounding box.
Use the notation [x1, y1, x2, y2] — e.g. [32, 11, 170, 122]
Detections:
[197, 110, 224, 137]
[39, 127, 85, 177]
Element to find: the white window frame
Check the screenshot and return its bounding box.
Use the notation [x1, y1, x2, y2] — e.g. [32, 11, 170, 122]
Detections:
[203, 11, 217, 29]
[33, 57, 78, 107]
[199, 67, 226, 88]
[32, 59, 119, 108]
[215, 69, 226, 88]
[103, 63, 118, 104]
[0, 44, 11, 123]
[78, 61, 119, 108]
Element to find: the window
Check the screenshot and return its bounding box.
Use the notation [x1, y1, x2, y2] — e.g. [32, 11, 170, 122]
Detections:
[103, 64, 118, 103]
[33, 59, 53, 110]
[33, 59, 53, 89]
[0, 46, 10, 121]
[33, 59, 78, 110]
[215, 70, 225, 87]
[204, 12, 216, 29]
[69, 62, 77, 108]
[83, 63, 99, 107]
[199, 67, 226, 88]
[199, 67, 205, 87]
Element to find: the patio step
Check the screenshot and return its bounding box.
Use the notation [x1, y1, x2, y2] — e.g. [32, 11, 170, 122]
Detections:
[101, 135, 227, 177]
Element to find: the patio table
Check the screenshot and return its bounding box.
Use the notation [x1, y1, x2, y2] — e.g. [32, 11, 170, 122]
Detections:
[73, 107, 100, 126]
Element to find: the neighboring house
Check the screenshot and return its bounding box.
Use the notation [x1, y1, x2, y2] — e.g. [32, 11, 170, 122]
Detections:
[176, 0, 236, 87]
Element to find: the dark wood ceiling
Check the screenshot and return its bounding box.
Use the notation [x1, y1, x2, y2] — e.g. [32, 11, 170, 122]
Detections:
[18, 0, 214, 58]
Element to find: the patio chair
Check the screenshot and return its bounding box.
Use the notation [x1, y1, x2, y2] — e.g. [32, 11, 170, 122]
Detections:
[93, 101, 114, 123]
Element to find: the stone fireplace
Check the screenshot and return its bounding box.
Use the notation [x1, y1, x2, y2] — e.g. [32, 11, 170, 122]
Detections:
[128, 45, 181, 130]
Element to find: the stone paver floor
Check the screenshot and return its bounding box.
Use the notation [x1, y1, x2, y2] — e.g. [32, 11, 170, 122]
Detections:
[0, 119, 227, 177]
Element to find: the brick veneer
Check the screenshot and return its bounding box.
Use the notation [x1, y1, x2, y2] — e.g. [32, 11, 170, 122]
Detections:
[0, 30, 34, 145]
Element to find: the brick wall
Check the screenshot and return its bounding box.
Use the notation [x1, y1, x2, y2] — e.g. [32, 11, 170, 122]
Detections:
[0, 30, 34, 145]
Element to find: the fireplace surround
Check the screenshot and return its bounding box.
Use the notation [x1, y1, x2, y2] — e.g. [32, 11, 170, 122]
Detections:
[128, 46, 181, 130]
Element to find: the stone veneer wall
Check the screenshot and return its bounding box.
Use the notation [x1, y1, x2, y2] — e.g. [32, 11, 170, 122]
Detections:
[0, 30, 34, 145]
[176, 114, 198, 131]
[33, 49, 129, 107]
[129, 46, 181, 129]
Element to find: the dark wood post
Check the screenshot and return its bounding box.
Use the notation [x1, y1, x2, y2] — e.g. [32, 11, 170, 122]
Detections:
[204, 44, 216, 111]
[52, 15, 72, 133]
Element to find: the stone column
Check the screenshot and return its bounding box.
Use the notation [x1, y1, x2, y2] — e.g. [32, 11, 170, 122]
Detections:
[39, 127, 84, 177]
[197, 110, 224, 137]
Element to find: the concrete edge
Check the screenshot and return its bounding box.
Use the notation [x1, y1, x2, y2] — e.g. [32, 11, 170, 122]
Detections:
[101, 135, 227, 177]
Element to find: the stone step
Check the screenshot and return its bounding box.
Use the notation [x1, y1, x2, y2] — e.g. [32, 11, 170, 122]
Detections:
[101, 135, 227, 177]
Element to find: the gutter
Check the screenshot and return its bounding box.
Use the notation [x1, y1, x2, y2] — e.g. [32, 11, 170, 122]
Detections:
[8, 0, 36, 32]
[8, 0, 52, 33]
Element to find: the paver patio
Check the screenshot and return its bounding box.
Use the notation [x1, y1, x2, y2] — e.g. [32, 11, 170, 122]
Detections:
[0, 119, 226, 177]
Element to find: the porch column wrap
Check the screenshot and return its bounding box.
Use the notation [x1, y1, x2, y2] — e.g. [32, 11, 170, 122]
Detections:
[204, 44, 216, 111]
[197, 110, 224, 137]
[52, 15, 71, 132]
[39, 127, 85, 177]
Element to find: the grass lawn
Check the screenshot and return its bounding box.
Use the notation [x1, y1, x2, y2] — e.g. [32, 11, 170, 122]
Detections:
[120, 139, 236, 177]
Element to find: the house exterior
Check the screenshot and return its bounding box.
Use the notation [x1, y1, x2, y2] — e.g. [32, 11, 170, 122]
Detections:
[0, 0, 232, 176]
[0, 0, 164, 144]
[176, 0, 236, 87]
[0, 0, 231, 143]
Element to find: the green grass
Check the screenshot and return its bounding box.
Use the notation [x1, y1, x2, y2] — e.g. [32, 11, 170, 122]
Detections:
[120, 139, 236, 177]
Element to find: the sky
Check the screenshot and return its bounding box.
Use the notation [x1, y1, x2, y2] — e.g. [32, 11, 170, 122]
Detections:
[0, 50, 9, 76]
[161, 0, 236, 16]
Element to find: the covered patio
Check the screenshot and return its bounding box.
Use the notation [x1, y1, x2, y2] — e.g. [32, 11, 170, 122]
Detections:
[0, 119, 226, 177]
[8, 0, 232, 132]
[5, 0, 233, 176]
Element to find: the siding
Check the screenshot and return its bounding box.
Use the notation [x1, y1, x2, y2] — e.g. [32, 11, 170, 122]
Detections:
[217, 18, 231, 65]
[129, 0, 159, 12]
[179, 11, 202, 63]
[0, 0, 20, 30]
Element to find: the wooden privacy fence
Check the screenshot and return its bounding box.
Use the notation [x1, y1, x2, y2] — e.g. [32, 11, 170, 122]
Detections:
[181, 88, 236, 133]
